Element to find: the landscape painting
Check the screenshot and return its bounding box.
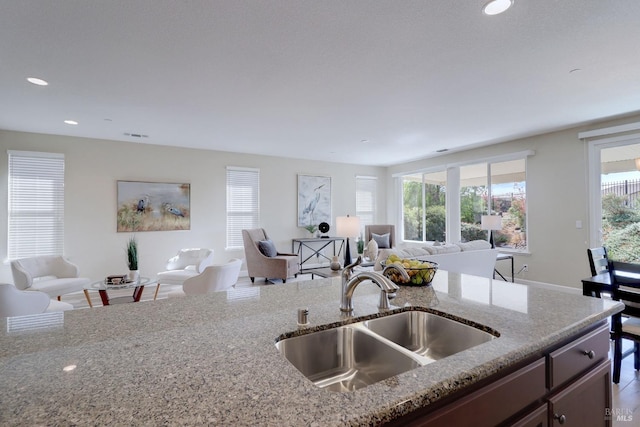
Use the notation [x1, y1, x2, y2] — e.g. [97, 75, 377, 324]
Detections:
[297, 174, 331, 227]
[117, 181, 190, 232]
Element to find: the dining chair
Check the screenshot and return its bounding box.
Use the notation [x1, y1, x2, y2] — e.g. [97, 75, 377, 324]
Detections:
[587, 247, 609, 276]
[607, 260, 640, 383]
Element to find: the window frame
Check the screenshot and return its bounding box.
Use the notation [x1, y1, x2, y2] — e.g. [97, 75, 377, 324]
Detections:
[398, 150, 532, 253]
[7, 150, 65, 260]
[226, 166, 260, 250]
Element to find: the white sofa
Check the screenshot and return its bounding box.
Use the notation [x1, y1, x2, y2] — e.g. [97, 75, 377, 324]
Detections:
[374, 240, 499, 279]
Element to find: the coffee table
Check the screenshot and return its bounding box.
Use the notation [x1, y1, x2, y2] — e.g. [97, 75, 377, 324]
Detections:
[84, 277, 154, 307]
[307, 267, 342, 279]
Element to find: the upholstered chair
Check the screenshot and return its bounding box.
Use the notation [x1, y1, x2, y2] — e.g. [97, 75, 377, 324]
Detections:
[0, 283, 74, 317]
[154, 248, 214, 299]
[10, 256, 91, 304]
[242, 228, 299, 283]
[167, 258, 242, 297]
[364, 224, 396, 259]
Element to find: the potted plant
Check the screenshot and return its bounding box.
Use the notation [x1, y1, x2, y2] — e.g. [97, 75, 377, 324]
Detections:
[126, 235, 139, 282]
[304, 224, 318, 237]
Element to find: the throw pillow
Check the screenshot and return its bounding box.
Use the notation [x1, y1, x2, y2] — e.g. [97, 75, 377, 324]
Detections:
[372, 232, 391, 249]
[457, 240, 492, 251]
[258, 239, 277, 257]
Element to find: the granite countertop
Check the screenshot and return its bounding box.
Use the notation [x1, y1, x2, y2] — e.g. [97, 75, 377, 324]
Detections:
[0, 271, 623, 426]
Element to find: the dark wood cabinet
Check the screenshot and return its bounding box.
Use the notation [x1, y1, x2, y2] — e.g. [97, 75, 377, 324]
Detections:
[394, 322, 612, 427]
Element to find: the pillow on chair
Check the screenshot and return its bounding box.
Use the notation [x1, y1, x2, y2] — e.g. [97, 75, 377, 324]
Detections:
[258, 240, 277, 257]
[372, 232, 391, 249]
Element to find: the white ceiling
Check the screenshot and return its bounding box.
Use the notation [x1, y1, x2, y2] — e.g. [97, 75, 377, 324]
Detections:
[2, 0, 640, 166]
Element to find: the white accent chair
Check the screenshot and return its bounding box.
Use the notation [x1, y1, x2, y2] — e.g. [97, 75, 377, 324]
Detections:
[154, 248, 214, 299]
[10, 256, 91, 305]
[167, 258, 242, 297]
[0, 283, 74, 317]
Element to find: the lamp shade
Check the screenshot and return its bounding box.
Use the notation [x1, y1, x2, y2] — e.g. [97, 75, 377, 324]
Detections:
[635, 158, 640, 170]
[481, 215, 502, 231]
[336, 215, 361, 238]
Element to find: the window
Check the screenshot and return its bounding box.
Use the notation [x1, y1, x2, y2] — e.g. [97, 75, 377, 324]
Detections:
[459, 160, 527, 249]
[402, 170, 446, 241]
[8, 150, 65, 259]
[400, 153, 529, 251]
[355, 176, 377, 230]
[226, 167, 260, 249]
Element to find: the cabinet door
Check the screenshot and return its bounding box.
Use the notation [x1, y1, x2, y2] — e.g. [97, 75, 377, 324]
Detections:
[409, 358, 546, 427]
[512, 404, 548, 427]
[548, 358, 612, 427]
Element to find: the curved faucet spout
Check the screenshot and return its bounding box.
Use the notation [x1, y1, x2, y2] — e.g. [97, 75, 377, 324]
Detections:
[340, 270, 400, 313]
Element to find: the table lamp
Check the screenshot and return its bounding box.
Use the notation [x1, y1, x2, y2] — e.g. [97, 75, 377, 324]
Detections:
[481, 215, 502, 248]
[336, 215, 360, 266]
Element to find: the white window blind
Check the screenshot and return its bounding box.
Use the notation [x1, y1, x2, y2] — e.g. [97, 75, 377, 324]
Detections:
[356, 176, 377, 229]
[226, 167, 260, 249]
[8, 151, 65, 259]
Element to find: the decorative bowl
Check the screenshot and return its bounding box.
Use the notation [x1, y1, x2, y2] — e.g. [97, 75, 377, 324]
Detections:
[381, 257, 438, 286]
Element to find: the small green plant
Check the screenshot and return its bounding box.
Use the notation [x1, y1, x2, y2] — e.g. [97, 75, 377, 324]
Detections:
[304, 224, 317, 234]
[357, 236, 365, 254]
[126, 235, 138, 270]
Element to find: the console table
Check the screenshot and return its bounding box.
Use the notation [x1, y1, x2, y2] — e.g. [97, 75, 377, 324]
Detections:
[495, 253, 514, 282]
[292, 237, 344, 272]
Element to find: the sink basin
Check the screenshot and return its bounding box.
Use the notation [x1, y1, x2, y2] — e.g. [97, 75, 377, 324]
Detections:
[275, 325, 421, 392]
[365, 310, 496, 362]
[276, 309, 498, 392]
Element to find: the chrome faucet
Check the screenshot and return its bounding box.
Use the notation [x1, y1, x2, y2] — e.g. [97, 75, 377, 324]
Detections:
[340, 256, 403, 312]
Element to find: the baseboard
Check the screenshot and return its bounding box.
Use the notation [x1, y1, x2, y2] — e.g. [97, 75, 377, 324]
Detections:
[515, 278, 582, 295]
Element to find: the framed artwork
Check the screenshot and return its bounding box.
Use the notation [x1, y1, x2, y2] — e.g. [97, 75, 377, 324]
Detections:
[297, 174, 331, 227]
[117, 181, 190, 232]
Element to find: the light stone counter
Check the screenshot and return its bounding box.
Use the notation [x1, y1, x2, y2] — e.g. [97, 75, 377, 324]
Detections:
[0, 271, 623, 426]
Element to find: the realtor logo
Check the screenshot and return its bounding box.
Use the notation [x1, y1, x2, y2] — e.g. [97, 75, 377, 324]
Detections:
[605, 408, 633, 422]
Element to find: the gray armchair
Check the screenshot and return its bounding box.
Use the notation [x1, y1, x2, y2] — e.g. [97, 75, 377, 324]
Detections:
[242, 229, 299, 283]
[364, 224, 396, 249]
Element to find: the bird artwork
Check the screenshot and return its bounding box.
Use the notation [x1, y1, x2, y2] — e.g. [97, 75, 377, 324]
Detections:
[302, 184, 325, 225]
[164, 203, 185, 217]
[136, 195, 150, 213]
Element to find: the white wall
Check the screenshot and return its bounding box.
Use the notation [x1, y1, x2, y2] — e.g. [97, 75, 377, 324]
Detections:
[3, 112, 640, 290]
[0, 130, 386, 283]
[387, 113, 640, 289]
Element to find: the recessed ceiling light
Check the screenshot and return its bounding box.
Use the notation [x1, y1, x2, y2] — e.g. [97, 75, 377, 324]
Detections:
[64, 120, 78, 125]
[26, 77, 49, 86]
[482, 0, 513, 15]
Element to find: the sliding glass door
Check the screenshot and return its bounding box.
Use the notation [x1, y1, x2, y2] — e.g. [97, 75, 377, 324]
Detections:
[591, 140, 640, 262]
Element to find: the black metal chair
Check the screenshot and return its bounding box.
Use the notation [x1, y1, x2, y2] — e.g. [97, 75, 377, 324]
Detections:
[588, 246, 609, 276]
[608, 260, 640, 383]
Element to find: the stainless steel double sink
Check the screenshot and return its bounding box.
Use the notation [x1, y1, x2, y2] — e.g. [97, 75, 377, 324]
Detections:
[275, 309, 498, 392]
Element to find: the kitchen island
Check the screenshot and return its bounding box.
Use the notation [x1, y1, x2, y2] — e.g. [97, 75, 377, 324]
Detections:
[0, 271, 623, 426]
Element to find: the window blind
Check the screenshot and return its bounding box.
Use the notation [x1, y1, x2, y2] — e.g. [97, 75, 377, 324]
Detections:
[8, 151, 65, 259]
[356, 176, 377, 228]
[226, 167, 260, 249]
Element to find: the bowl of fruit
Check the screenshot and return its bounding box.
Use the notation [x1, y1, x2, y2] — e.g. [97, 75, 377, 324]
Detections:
[381, 255, 438, 286]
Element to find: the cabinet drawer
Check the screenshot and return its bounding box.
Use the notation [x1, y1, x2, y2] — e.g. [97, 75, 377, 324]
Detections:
[415, 358, 546, 427]
[548, 324, 609, 389]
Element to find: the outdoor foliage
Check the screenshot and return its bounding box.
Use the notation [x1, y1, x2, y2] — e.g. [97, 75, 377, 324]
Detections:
[461, 223, 487, 242]
[602, 193, 640, 262]
[424, 205, 446, 241]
